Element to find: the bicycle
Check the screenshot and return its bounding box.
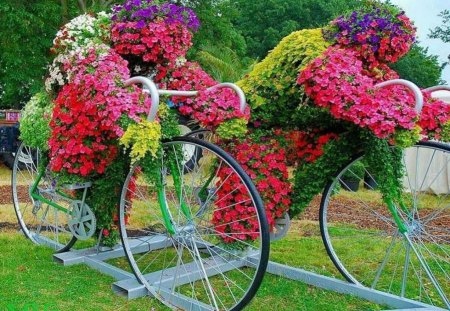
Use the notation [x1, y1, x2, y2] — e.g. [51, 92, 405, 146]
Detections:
[12, 77, 270, 311]
[318, 83, 450, 309]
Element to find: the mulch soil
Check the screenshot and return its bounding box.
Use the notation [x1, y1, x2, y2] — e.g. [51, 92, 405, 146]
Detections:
[1, 186, 448, 240]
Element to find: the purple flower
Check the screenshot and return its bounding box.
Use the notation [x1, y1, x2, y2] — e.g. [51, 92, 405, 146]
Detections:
[111, 0, 200, 31]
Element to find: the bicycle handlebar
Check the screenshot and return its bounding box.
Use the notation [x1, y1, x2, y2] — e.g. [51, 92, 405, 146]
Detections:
[424, 85, 450, 93]
[125, 76, 160, 121]
[158, 83, 247, 114]
[374, 79, 424, 113]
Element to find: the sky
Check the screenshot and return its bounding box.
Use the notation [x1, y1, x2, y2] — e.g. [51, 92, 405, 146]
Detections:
[390, 0, 450, 84]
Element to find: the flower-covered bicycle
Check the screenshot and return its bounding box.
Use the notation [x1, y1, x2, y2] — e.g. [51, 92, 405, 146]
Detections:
[13, 2, 269, 310]
[11, 0, 450, 310]
[235, 2, 449, 308]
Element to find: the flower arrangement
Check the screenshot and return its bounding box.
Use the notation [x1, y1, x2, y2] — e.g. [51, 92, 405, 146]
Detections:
[45, 13, 112, 94]
[323, 3, 416, 65]
[214, 136, 292, 242]
[110, 0, 199, 73]
[48, 45, 152, 177]
[234, 1, 448, 221]
[297, 46, 418, 140]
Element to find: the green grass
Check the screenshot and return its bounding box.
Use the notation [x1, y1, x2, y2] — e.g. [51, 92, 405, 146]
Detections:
[0, 228, 384, 311]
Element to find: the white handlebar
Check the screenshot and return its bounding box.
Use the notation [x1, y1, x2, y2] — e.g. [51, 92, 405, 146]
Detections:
[158, 83, 247, 114]
[125, 77, 160, 121]
[424, 85, 450, 93]
[125, 77, 247, 118]
[375, 79, 424, 113]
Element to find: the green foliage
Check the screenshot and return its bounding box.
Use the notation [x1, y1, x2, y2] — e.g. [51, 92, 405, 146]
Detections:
[237, 28, 330, 127]
[389, 44, 446, 88]
[85, 151, 131, 247]
[429, 10, 450, 43]
[194, 45, 255, 82]
[361, 132, 405, 208]
[392, 126, 421, 148]
[291, 132, 359, 217]
[232, 0, 362, 59]
[19, 92, 53, 150]
[216, 118, 248, 139]
[342, 161, 365, 182]
[181, 0, 247, 58]
[0, 1, 62, 108]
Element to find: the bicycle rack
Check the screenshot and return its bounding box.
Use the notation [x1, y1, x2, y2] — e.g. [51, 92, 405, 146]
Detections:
[52, 239, 446, 311]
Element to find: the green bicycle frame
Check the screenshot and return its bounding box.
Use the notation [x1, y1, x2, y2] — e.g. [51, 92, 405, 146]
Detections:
[29, 168, 71, 215]
[155, 158, 192, 235]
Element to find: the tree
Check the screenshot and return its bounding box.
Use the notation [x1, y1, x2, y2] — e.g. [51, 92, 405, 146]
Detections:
[389, 44, 446, 88]
[430, 10, 450, 43]
[0, 1, 62, 108]
[231, 0, 362, 59]
[0, 0, 118, 109]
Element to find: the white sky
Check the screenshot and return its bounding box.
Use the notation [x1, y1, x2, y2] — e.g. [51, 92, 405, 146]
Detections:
[390, 0, 450, 84]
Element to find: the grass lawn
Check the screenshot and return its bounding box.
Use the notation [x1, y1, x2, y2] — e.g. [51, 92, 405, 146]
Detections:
[0, 162, 383, 311]
[0, 225, 383, 311]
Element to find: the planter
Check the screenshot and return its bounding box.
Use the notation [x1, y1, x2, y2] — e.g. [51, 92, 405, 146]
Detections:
[340, 178, 360, 192]
[364, 173, 378, 190]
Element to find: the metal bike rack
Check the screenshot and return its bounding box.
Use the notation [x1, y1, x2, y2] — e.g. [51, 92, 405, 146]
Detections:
[53, 242, 446, 311]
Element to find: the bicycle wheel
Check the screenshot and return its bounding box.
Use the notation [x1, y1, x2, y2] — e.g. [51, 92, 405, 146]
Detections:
[12, 143, 77, 252]
[119, 136, 269, 310]
[320, 141, 449, 308]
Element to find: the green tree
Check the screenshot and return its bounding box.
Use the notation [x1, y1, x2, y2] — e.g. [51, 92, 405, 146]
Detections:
[195, 45, 255, 82]
[176, 0, 247, 58]
[430, 10, 450, 43]
[0, 1, 62, 109]
[231, 0, 362, 59]
[389, 44, 446, 88]
[0, 0, 118, 109]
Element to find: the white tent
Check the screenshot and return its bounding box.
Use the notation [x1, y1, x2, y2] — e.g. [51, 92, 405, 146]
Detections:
[403, 90, 449, 194]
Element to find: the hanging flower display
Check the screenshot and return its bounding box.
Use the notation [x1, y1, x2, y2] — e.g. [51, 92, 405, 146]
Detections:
[111, 0, 199, 70]
[323, 3, 416, 65]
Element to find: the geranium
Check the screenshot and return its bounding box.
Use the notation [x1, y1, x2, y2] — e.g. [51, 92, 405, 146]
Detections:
[298, 46, 418, 139]
[281, 130, 339, 166]
[323, 3, 416, 65]
[111, 0, 198, 70]
[156, 61, 249, 138]
[179, 87, 250, 136]
[418, 92, 450, 141]
[111, 20, 193, 67]
[155, 61, 216, 95]
[214, 137, 292, 242]
[48, 46, 151, 177]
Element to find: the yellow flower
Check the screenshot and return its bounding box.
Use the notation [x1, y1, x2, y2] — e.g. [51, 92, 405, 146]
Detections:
[120, 120, 162, 163]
